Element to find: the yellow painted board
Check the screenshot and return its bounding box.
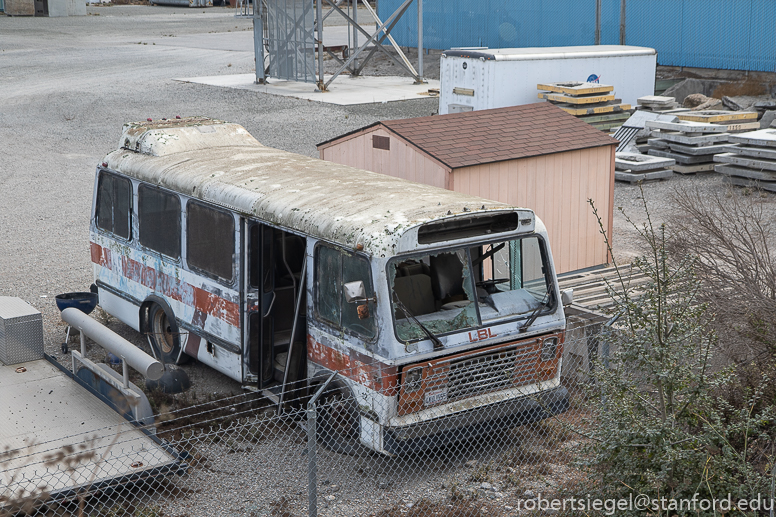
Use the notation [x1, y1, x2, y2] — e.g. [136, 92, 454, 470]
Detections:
[560, 103, 632, 116]
[677, 111, 758, 123]
[538, 92, 616, 105]
[536, 82, 614, 95]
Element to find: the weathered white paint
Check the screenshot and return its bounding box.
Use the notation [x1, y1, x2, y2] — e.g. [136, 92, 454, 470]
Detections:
[107, 118, 534, 258]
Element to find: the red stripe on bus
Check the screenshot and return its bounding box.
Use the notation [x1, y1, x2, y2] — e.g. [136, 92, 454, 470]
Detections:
[90, 242, 240, 327]
[307, 335, 398, 395]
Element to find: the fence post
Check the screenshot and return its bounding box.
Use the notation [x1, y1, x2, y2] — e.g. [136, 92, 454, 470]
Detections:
[307, 402, 318, 517]
[619, 0, 626, 45]
[595, 0, 601, 45]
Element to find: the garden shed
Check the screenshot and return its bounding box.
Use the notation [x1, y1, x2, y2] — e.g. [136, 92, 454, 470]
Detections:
[317, 103, 618, 274]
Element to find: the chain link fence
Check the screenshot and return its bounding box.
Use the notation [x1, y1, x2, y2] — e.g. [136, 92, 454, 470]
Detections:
[2, 318, 625, 517]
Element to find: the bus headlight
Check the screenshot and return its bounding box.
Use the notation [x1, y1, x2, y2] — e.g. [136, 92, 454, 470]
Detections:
[404, 368, 423, 393]
[540, 337, 559, 361]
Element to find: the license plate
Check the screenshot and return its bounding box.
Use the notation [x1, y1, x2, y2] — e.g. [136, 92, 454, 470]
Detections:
[424, 388, 448, 406]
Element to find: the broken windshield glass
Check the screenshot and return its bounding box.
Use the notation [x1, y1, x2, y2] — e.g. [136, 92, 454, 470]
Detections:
[388, 236, 553, 343]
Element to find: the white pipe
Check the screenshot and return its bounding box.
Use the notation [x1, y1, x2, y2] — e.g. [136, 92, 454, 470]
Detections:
[61, 307, 165, 381]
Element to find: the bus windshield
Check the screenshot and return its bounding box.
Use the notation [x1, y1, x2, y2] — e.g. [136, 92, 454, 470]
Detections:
[388, 236, 553, 342]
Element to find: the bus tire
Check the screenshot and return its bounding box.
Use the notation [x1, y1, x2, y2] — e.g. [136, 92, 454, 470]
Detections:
[145, 302, 191, 366]
[315, 384, 362, 455]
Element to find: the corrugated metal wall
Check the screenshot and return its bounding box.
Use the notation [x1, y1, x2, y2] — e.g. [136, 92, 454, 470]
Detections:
[379, 0, 776, 72]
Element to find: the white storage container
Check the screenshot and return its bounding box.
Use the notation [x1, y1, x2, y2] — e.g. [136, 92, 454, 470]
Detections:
[439, 45, 657, 115]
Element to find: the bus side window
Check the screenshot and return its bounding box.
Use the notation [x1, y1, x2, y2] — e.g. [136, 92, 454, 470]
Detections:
[186, 202, 235, 282]
[315, 245, 341, 327]
[314, 245, 376, 340]
[138, 185, 181, 259]
[95, 172, 131, 240]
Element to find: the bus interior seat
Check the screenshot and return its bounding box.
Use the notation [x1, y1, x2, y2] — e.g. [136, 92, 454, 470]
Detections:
[393, 274, 436, 318]
[430, 253, 465, 301]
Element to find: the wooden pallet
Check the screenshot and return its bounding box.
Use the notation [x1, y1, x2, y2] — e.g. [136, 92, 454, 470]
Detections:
[558, 264, 651, 312]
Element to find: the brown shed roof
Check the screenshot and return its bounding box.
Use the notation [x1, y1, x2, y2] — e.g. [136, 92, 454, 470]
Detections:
[318, 103, 618, 170]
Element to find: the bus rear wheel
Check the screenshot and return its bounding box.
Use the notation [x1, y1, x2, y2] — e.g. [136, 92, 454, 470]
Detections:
[146, 303, 191, 365]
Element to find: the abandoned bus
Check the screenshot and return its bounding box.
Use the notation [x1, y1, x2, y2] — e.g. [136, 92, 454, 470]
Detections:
[90, 117, 571, 455]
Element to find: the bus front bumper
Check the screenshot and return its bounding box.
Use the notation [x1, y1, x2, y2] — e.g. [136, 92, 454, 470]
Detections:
[382, 386, 569, 455]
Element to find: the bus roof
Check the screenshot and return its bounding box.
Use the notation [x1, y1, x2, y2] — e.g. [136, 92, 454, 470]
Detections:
[104, 118, 536, 257]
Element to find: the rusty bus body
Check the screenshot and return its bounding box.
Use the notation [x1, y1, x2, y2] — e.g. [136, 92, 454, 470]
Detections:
[90, 117, 569, 455]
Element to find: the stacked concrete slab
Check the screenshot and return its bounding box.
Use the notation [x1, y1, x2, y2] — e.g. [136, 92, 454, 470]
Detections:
[614, 152, 675, 183]
[637, 95, 682, 112]
[676, 111, 760, 133]
[537, 82, 632, 131]
[646, 120, 733, 174]
[715, 128, 776, 192]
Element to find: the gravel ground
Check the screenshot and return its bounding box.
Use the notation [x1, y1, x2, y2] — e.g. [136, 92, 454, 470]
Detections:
[3, 6, 776, 516]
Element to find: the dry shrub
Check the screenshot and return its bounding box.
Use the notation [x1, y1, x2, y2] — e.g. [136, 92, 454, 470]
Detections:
[671, 187, 776, 412]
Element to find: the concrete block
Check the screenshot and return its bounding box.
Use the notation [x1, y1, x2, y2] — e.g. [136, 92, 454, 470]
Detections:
[649, 149, 715, 164]
[647, 138, 670, 149]
[668, 142, 736, 155]
[538, 92, 616, 105]
[726, 121, 761, 133]
[638, 95, 676, 106]
[723, 145, 776, 160]
[715, 164, 776, 182]
[672, 163, 716, 174]
[47, 0, 67, 16]
[615, 152, 675, 171]
[728, 129, 776, 148]
[652, 131, 730, 146]
[645, 119, 727, 133]
[761, 111, 776, 129]
[537, 82, 614, 96]
[615, 169, 674, 183]
[558, 103, 630, 116]
[714, 152, 776, 172]
[678, 111, 758, 123]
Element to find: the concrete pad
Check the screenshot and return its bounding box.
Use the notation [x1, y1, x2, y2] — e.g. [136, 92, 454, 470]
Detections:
[677, 111, 758, 123]
[649, 149, 714, 164]
[638, 95, 676, 106]
[672, 163, 716, 174]
[538, 92, 616, 105]
[615, 169, 674, 183]
[647, 138, 670, 149]
[668, 142, 736, 155]
[537, 82, 614, 95]
[726, 121, 761, 132]
[615, 152, 675, 171]
[175, 74, 442, 105]
[645, 119, 727, 133]
[728, 129, 776, 148]
[714, 152, 776, 172]
[723, 144, 776, 160]
[559, 103, 630, 116]
[716, 164, 776, 182]
[651, 130, 730, 146]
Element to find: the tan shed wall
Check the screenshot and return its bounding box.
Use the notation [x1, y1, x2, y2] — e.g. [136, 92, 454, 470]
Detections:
[320, 128, 449, 189]
[451, 146, 614, 274]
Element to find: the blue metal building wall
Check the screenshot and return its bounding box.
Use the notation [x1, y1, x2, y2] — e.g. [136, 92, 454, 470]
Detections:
[379, 0, 776, 72]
